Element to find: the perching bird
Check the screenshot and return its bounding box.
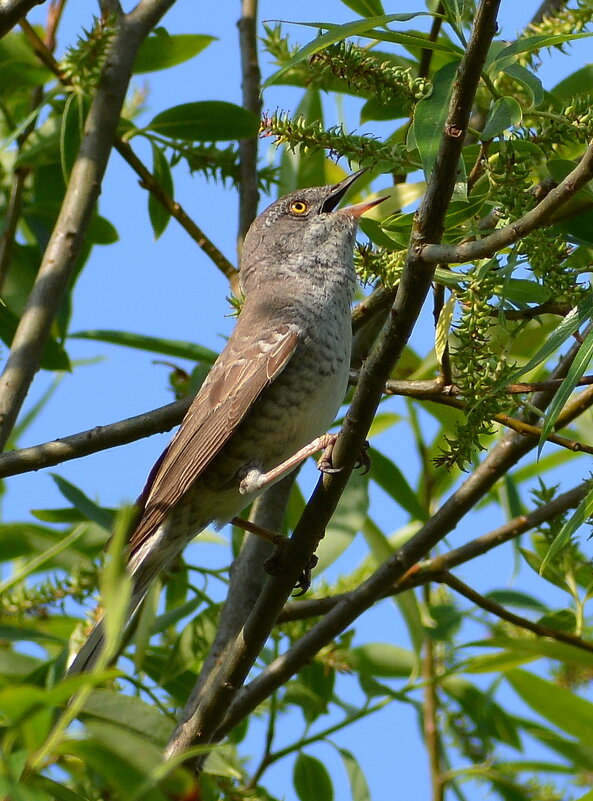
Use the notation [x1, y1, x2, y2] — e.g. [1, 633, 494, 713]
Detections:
[68, 169, 383, 674]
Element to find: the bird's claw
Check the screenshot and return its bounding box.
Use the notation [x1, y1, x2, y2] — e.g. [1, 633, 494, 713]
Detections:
[264, 549, 318, 596]
[354, 440, 371, 475]
[317, 434, 340, 474]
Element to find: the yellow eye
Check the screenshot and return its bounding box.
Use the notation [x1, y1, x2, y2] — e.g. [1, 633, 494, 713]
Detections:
[289, 200, 309, 216]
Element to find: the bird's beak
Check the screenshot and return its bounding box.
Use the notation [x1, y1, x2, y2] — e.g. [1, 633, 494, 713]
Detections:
[322, 168, 387, 217]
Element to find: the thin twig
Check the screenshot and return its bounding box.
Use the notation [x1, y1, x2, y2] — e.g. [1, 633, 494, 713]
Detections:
[114, 139, 238, 282]
[277, 481, 588, 624]
[422, 586, 445, 801]
[237, 0, 261, 247]
[440, 571, 593, 655]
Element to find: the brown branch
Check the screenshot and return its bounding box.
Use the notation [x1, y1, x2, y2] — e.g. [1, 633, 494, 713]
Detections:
[165, 0, 503, 753]
[21, 19, 239, 285]
[422, 586, 445, 801]
[420, 141, 593, 265]
[0, 0, 45, 39]
[277, 480, 587, 623]
[0, 396, 190, 479]
[0, 0, 177, 451]
[418, 2, 444, 78]
[114, 139, 237, 283]
[440, 571, 593, 655]
[237, 0, 261, 246]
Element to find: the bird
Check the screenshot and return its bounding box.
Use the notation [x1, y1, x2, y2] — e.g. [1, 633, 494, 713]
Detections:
[67, 169, 383, 674]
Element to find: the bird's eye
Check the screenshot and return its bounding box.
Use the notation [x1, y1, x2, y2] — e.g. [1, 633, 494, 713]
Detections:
[289, 200, 309, 216]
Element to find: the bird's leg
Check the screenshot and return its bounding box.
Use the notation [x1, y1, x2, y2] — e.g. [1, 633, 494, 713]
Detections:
[239, 433, 339, 495]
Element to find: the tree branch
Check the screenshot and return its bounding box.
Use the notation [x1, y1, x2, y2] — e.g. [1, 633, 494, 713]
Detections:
[420, 142, 593, 265]
[237, 0, 261, 246]
[0, 396, 190, 479]
[0, 0, 177, 451]
[224, 479, 588, 730]
[0, 0, 44, 39]
[440, 571, 593, 655]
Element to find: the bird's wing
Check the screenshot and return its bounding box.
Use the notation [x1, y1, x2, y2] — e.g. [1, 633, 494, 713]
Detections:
[128, 323, 300, 555]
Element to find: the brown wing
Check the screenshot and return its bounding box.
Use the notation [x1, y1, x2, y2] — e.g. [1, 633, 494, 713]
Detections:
[128, 323, 300, 554]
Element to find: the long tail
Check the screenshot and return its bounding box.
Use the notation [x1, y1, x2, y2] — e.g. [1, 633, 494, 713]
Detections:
[67, 565, 158, 675]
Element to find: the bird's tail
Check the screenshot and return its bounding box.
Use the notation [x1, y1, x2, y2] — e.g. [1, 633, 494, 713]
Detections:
[66, 570, 156, 675]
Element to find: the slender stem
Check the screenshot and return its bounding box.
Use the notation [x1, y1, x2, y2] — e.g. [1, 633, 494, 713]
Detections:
[237, 0, 261, 248]
[422, 585, 444, 801]
[440, 572, 593, 655]
[114, 139, 238, 282]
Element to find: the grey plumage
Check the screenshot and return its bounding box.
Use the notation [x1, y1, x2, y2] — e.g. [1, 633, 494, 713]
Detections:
[68, 170, 382, 674]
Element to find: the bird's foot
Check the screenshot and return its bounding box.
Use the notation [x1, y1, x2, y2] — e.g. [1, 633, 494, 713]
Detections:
[264, 549, 318, 596]
[316, 433, 340, 474]
[239, 433, 340, 495]
[355, 440, 371, 474]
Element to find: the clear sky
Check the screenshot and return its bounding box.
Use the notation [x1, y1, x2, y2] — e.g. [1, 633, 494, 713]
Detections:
[9, 2, 593, 799]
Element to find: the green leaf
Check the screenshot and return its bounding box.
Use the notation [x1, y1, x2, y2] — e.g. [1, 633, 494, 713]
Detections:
[0, 305, 70, 372]
[133, 31, 215, 73]
[148, 143, 174, 239]
[314, 472, 368, 570]
[502, 278, 551, 305]
[413, 60, 461, 183]
[485, 590, 547, 613]
[263, 14, 438, 88]
[51, 475, 113, 531]
[339, 0, 385, 16]
[541, 484, 593, 574]
[552, 65, 593, 100]
[507, 668, 593, 742]
[31, 777, 89, 801]
[442, 677, 521, 749]
[60, 93, 86, 183]
[147, 101, 259, 142]
[348, 643, 415, 677]
[70, 329, 218, 363]
[100, 507, 135, 663]
[294, 753, 333, 801]
[58, 739, 168, 801]
[480, 96, 523, 141]
[82, 690, 173, 746]
[368, 447, 428, 521]
[502, 63, 544, 108]
[538, 325, 593, 454]
[435, 293, 455, 368]
[502, 295, 593, 386]
[492, 33, 593, 70]
[336, 747, 371, 801]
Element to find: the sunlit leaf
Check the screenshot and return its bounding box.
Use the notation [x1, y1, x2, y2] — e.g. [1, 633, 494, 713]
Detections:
[133, 31, 215, 73]
[147, 101, 259, 141]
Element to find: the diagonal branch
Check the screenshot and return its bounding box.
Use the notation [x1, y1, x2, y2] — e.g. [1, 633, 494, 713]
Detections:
[440, 571, 593, 655]
[0, 0, 44, 39]
[164, 0, 503, 761]
[222, 479, 589, 732]
[420, 142, 593, 265]
[0, 0, 177, 451]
